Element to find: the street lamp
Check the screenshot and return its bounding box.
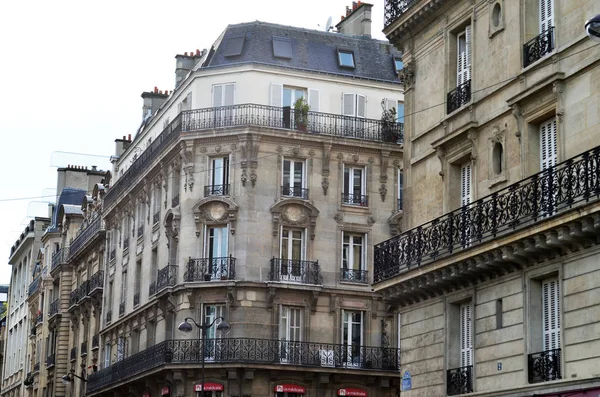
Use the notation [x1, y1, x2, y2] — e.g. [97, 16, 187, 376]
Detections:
[61, 371, 87, 385]
[178, 316, 230, 397]
[585, 14, 600, 42]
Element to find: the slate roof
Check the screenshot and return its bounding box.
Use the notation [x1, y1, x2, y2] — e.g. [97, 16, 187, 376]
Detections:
[47, 188, 87, 232]
[205, 21, 402, 83]
[62, 204, 83, 216]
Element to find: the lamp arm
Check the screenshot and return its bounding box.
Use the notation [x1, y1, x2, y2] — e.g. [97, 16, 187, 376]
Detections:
[71, 373, 87, 382]
[184, 317, 202, 328]
[202, 316, 224, 331]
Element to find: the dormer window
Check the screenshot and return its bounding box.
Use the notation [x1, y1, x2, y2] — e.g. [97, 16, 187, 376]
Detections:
[338, 50, 355, 68]
[273, 36, 292, 59]
[394, 57, 404, 74]
[224, 35, 245, 57]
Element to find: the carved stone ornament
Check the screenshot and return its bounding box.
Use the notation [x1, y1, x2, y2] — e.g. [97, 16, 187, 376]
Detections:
[398, 62, 415, 86]
[250, 171, 257, 188]
[388, 211, 403, 235]
[281, 205, 308, 224]
[367, 216, 376, 226]
[241, 169, 248, 187]
[193, 197, 240, 235]
[353, 154, 360, 163]
[379, 184, 387, 202]
[321, 177, 329, 196]
[271, 200, 320, 240]
[334, 212, 344, 224]
[436, 146, 446, 178]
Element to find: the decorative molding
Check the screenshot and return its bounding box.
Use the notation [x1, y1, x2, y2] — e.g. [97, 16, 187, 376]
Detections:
[334, 212, 344, 224]
[436, 147, 446, 178]
[227, 286, 236, 308]
[270, 200, 320, 240]
[367, 216, 376, 227]
[379, 184, 387, 203]
[321, 177, 329, 196]
[192, 197, 240, 236]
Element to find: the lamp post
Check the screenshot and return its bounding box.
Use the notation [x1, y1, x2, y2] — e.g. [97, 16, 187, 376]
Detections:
[585, 14, 600, 42]
[61, 371, 87, 384]
[178, 316, 230, 397]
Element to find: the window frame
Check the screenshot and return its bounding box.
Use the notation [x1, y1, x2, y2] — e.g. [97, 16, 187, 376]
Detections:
[282, 158, 307, 197]
[337, 49, 356, 68]
[342, 164, 367, 206]
[393, 57, 404, 75]
[341, 231, 367, 283]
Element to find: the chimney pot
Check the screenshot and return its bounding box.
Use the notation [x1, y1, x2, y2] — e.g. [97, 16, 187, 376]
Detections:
[184, 51, 188, 56]
[92, 166, 97, 171]
[353, 1, 358, 10]
[196, 49, 200, 56]
[128, 134, 132, 141]
[154, 86, 158, 93]
[123, 135, 126, 140]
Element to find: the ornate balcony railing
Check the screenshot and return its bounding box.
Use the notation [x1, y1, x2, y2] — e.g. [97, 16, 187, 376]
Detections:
[119, 302, 125, 317]
[69, 215, 103, 260]
[123, 237, 129, 251]
[78, 280, 91, 302]
[46, 353, 55, 368]
[70, 347, 77, 362]
[49, 299, 60, 318]
[157, 265, 177, 292]
[153, 211, 160, 224]
[69, 290, 79, 309]
[90, 270, 104, 294]
[374, 146, 600, 283]
[528, 348, 561, 383]
[137, 225, 144, 238]
[92, 334, 100, 350]
[51, 247, 69, 273]
[171, 194, 180, 208]
[341, 269, 368, 284]
[384, 0, 420, 28]
[185, 257, 236, 282]
[447, 365, 473, 396]
[281, 186, 309, 200]
[133, 292, 140, 306]
[87, 338, 400, 393]
[204, 184, 230, 197]
[447, 79, 471, 114]
[524, 27, 555, 68]
[269, 258, 323, 285]
[149, 281, 156, 296]
[105, 310, 112, 324]
[342, 193, 369, 207]
[81, 340, 88, 357]
[28, 276, 41, 297]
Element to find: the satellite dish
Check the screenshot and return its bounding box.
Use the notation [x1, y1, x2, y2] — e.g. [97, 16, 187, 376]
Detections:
[325, 16, 333, 32]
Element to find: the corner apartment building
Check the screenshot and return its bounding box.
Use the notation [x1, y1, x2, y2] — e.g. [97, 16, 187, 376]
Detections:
[2, 217, 50, 397]
[85, 5, 405, 397]
[376, 0, 600, 396]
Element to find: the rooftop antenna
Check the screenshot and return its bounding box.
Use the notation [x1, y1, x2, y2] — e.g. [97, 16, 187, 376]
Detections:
[325, 16, 333, 32]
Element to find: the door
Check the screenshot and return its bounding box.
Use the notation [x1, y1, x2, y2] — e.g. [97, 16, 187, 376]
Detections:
[209, 157, 230, 195]
[342, 310, 363, 367]
[206, 226, 228, 280]
[212, 84, 235, 126]
[280, 306, 302, 363]
[457, 26, 472, 87]
[282, 160, 305, 197]
[342, 233, 364, 282]
[343, 166, 365, 205]
[460, 303, 473, 368]
[342, 93, 366, 136]
[204, 304, 226, 361]
[540, 118, 558, 216]
[280, 229, 304, 282]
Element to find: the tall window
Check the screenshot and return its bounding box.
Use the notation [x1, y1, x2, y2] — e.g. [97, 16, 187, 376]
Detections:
[120, 271, 127, 305]
[207, 157, 230, 196]
[342, 310, 363, 366]
[280, 228, 304, 282]
[540, 0, 554, 33]
[342, 93, 366, 133]
[542, 278, 560, 352]
[206, 226, 229, 280]
[540, 118, 557, 216]
[343, 166, 367, 206]
[279, 306, 302, 363]
[153, 184, 161, 223]
[282, 159, 306, 198]
[212, 83, 235, 125]
[116, 336, 126, 362]
[457, 26, 472, 87]
[398, 171, 403, 211]
[283, 87, 306, 108]
[204, 304, 226, 360]
[460, 163, 472, 247]
[103, 343, 111, 368]
[341, 233, 366, 283]
[460, 303, 473, 368]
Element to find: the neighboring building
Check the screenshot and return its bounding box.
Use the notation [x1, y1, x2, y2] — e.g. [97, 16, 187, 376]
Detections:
[86, 5, 405, 397]
[0, 284, 9, 391]
[2, 218, 50, 397]
[377, 1, 600, 396]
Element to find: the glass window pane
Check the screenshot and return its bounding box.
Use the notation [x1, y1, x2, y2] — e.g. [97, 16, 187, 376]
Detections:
[283, 88, 292, 107]
[339, 51, 355, 67]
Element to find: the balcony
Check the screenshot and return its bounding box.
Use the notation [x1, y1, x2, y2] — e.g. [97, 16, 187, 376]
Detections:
[341, 269, 368, 284]
[185, 257, 236, 282]
[524, 27, 555, 68]
[70, 347, 77, 362]
[81, 340, 88, 357]
[48, 299, 60, 319]
[204, 184, 230, 197]
[69, 214, 104, 260]
[281, 186, 309, 200]
[171, 194, 180, 208]
[156, 265, 177, 292]
[46, 353, 55, 369]
[92, 334, 100, 351]
[447, 79, 471, 114]
[78, 280, 91, 302]
[447, 365, 473, 396]
[105, 310, 112, 324]
[374, 145, 600, 284]
[89, 270, 104, 296]
[51, 247, 69, 274]
[87, 338, 400, 394]
[28, 276, 41, 297]
[269, 258, 323, 285]
[119, 302, 125, 317]
[68, 290, 79, 311]
[342, 193, 368, 207]
[528, 348, 561, 384]
[384, 0, 419, 27]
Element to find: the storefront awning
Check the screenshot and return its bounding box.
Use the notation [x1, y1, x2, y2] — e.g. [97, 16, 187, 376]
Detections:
[274, 384, 306, 393]
[338, 388, 368, 396]
[195, 383, 224, 392]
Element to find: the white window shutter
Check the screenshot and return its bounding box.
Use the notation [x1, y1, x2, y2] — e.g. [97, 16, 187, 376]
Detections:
[270, 84, 283, 107]
[386, 99, 396, 112]
[308, 89, 320, 112]
[465, 25, 472, 82]
[540, 118, 557, 170]
[540, 0, 554, 32]
[457, 34, 464, 86]
[542, 278, 561, 351]
[212, 85, 223, 107]
[461, 163, 472, 207]
[357, 95, 366, 118]
[224, 84, 235, 106]
[460, 303, 473, 367]
[343, 93, 355, 116]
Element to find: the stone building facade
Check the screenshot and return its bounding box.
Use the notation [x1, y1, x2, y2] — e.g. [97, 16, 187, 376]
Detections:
[376, 0, 600, 396]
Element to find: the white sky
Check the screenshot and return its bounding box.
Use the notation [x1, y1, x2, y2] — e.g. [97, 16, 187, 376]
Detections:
[0, 0, 387, 284]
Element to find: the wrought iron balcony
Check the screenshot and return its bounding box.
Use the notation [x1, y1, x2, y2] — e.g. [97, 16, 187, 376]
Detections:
[68, 290, 79, 311]
[49, 299, 60, 318]
[185, 257, 236, 282]
[90, 270, 104, 295]
[153, 211, 160, 224]
[133, 292, 140, 306]
[92, 334, 100, 350]
[384, 0, 420, 28]
[341, 269, 368, 284]
[157, 265, 177, 292]
[78, 280, 91, 302]
[374, 145, 600, 283]
[28, 276, 41, 297]
[119, 302, 125, 317]
[105, 310, 112, 324]
[447, 79, 471, 114]
[204, 184, 230, 197]
[149, 281, 156, 296]
[524, 27, 555, 68]
[342, 193, 369, 207]
[70, 347, 77, 362]
[137, 224, 144, 238]
[171, 194, 180, 208]
[528, 348, 561, 383]
[123, 237, 129, 251]
[269, 258, 323, 285]
[281, 186, 309, 200]
[69, 215, 104, 260]
[46, 353, 55, 368]
[81, 340, 88, 357]
[447, 365, 473, 396]
[87, 338, 400, 394]
[51, 247, 69, 273]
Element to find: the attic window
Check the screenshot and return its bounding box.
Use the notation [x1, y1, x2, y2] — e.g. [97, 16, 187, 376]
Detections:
[224, 36, 245, 57]
[273, 37, 292, 59]
[338, 50, 355, 68]
[394, 58, 404, 74]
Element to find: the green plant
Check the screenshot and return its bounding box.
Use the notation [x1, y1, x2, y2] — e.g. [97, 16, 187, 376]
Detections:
[381, 99, 399, 143]
[294, 97, 310, 130]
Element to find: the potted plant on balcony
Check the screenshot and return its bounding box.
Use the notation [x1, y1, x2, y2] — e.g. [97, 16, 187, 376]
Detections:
[380, 99, 399, 143]
[294, 97, 310, 132]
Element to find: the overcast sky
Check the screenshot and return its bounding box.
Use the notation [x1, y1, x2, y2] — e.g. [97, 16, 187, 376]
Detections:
[0, 0, 387, 284]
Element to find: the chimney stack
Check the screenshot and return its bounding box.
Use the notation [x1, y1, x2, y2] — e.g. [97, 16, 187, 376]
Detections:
[114, 135, 132, 159]
[336, 2, 372, 38]
[141, 89, 169, 120]
[175, 49, 205, 88]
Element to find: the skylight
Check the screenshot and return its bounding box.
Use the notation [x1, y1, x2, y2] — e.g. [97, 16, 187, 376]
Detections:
[338, 50, 355, 68]
[273, 37, 292, 59]
[394, 58, 404, 74]
[224, 36, 245, 57]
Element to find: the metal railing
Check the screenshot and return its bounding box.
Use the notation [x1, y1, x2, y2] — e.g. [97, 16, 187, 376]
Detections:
[204, 184, 230, 197]
[374, 145, 600, 283]
[51, 247, 69, 272]
[90, 270, 104, 293]
[78, 280, 91, 302]
[185, 257, 236, 282]
[46, 353, 55, 368]
[69, 215, 103, 259]
[281, 186, 309, 200]
[342, 193, 369, 207]
[28, 276, 41, 297]
[49, 299, 60, 317]
[69, 290, 79, 309]
[384, 0, 420, 28]
[528, 348, 561, 383]
[149, 282, 156, 297]
[269, 258, 323, 285]
[447, 365, 473, 395]
[447, 79, 471, 114]
[524, 27, 555, 68]
[341, 269, 369, 284]
[87, 338, 400, 393]
[157, 265, 177, 292]
[92, 334, 100, 350]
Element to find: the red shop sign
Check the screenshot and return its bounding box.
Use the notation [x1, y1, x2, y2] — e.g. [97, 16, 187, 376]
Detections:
[161, 387, 170, 396]
[195, 383, 224, 392]
[142, 393, 151, 397]
[338, 388, 368, 397]
[274, 384, 306, 393]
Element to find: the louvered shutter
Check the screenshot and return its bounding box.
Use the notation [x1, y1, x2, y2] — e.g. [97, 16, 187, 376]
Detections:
[309, 89, 320, 112]
[357, 95, 366, 118]
[343, 93, 355, 116]
[540, 0, 554, 32]
[465, 25, 472, 82]
[542, 278, 561, 351]
[270, 84, 283, 107]
[461, 163, 472, 207]
[540, 118, 557, 170]
[224, 84, 235, 106]
[212, 85, 223, 107]
[398, 171, 403, 210]
[457, 33, 465, 86]
[460, 303, 473, 367]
